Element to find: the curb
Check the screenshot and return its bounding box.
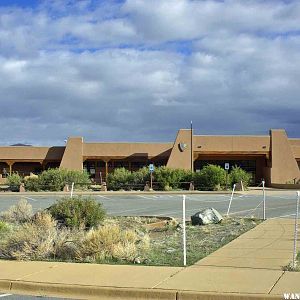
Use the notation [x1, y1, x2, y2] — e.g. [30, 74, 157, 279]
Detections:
[177, 291, 281, 300]
[10, 281, 176, 299]
[1, 280, 282, 300]
[0, 191, 236, 196]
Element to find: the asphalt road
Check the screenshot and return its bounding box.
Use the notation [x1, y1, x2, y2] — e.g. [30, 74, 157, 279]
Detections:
[0, 191, 299, 219]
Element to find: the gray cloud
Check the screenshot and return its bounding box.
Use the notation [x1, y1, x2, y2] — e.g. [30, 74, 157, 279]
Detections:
[0, 0, 299, 145]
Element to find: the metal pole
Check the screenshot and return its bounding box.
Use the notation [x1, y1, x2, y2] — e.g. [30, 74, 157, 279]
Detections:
[226, 170, 228, 190]
[182, 195, 187, 266]
[227, 184, 236, 216]
[70, 182, 74, 198]
[150, 172, 153, 190]
[292, 191, 300, 269]
[262, 180, 266, 220]
[190, 121, 193, 173]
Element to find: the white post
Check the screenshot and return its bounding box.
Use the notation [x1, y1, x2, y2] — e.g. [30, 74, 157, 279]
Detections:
[227, 184, 236, 216]
[182, 195, 187, 267]
[262, 180, 266, 220]
[70, 182, 74, 198]
[292, 191, 300, 269]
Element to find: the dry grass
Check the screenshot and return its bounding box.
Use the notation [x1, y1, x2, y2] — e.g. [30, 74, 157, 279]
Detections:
[0, 199, 33, 223]
[0, 212, 57, 260]
[78, 224, 149, 263]
[0, 210, 149, 263]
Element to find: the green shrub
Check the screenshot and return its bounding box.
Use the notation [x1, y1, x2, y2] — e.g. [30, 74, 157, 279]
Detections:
[38, 168, 65, 191]
[132, 167, 150, 186]
[48, 196, 106, 229]
[38, 169, 91, 191]
[193, 164, 226, 190]
[0, 221, 10, 235]
[107, 168, 133, 190]
[63, 169, 91, 189]
[24, 176, 41, 192]
[7, 173, 22, 191]
[229, 166, 252, 188]
[154, 167, 191, 190]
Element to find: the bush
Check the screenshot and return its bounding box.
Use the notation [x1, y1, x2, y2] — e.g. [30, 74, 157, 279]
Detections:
[24, 176, 41, 192]
[0, 221, 10, 235]
[38, 168, 65, 191]
[131, 167, 150, 186]
[193, 164, 226, 190]
[107, 168, 133, 190]
[79, 224, 149, 262]
[7, 173, 22, 191]
[63, 169, 91, 190]
[0, 199, 33, 223]
[37, 168, 91, 191]
[229, 166, 252, 188]
[48, 196, 106, 229]
[153, 167, 191, 190]
[0, 212, 57, 260]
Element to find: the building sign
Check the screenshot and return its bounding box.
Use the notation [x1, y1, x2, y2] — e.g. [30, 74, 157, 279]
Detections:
[179, 142, 187, 152]
[149, 164, 155, 172]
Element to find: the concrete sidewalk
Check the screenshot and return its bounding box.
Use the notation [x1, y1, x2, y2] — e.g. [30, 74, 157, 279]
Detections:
[0, 218, 299, 299]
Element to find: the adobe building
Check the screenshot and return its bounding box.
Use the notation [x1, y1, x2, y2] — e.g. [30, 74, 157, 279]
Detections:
[0, 129, 299, 187]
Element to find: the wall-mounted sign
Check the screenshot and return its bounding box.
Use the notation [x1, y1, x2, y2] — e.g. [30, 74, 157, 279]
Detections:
[225, 163, 230, 170]
[179, 142, 187, 152]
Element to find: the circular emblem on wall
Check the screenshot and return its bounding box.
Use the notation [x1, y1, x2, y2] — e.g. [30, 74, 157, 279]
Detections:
[179, 142, 187, 152]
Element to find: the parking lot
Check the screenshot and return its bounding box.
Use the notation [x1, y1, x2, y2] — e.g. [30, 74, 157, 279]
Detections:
[0, 191, 299, 219]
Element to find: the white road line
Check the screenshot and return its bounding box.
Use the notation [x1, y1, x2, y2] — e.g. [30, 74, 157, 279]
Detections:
[186, 197, 230, 204]
[22, 196, 37, 202]
[137, 195, 155, 200]
[229, 203, 296, 216]
[0, 294, 12, 298]
[109, 207, 150, 214]
[96, 195, 111, 200]
[269, 213, 296, 219]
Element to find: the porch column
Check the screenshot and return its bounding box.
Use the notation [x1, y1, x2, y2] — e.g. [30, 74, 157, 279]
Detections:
[7, 161, 15, 175]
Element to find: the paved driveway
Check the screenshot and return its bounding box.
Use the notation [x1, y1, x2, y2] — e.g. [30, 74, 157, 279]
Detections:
[0, 191, 298, 219]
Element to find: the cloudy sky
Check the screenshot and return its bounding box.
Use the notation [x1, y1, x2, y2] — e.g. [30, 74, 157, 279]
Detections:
[0, 0, 299, 145]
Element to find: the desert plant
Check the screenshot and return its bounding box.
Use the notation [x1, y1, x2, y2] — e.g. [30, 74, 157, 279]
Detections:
[0, 221, 10, 236]
[131, 167, 150, 186]
[0, 212, 57, 260]
[38, 168, 65, 191]
[153, 167, 190, 190]
[107, 168, 133, 190]
[48, 196, 106, 229]
[63, 169, 91, 189]
[0, 199, 33, 223]
[6, 173, 22, 191]
[229, 166, 252, 188]
[193, 164, 226, 190]
[24, 176, 41, 192]
[79, 224, 149, 262]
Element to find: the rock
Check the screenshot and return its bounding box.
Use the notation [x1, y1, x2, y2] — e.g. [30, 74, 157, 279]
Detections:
[191, 208, 223, 225]
[133, 257, 141, 264]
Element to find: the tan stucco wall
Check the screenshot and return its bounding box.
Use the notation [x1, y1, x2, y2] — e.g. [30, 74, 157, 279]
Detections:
[0, 146, 64, 161]
[193, 135, 270, 153]
[270, 130, 300, 184]
[83, 143, 172, 160]
[59, 137, 83, 171]
[167, 129, 193, 170]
